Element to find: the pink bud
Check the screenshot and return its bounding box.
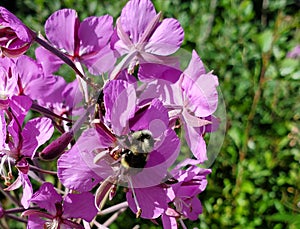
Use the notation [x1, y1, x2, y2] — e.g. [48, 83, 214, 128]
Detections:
[39, 131, 73, 160]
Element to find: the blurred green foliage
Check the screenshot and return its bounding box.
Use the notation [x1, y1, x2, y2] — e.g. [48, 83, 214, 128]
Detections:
[0, 0, 299, 228]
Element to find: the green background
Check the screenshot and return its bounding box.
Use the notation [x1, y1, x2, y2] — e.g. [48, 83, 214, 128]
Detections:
[0, 0, 299, 228]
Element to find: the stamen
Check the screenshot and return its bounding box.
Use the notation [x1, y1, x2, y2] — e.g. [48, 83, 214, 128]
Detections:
[179, 218, 188, 229]
[174, 196, 192, 214]
[127, 176, 142, 218]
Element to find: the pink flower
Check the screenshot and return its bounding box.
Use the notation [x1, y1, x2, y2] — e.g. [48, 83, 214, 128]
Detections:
[110, 0, 184, 78]
[42, 9, 115, 75]
[162, 165, 211, 228]
[287, 45, 300, 59]
[0, 7, 35, 57]
[1, 98, 53, 208]
[23, 182, 97, 228]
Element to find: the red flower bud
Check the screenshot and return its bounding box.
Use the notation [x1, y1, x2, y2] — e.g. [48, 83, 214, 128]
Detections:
[39, 131, 73, 160]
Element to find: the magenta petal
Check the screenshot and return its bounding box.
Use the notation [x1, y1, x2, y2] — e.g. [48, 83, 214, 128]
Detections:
[120, 0, 156, 44]
[36, 75, 67, 105]
[138, 63, 182, 83]
[147, 129, 180, 168]
[146, 18, 184, 55]
[162, 214, 178, 229]
[0, 111, 6, 148]
[129, 99, 169, 138]
[79, 15, 113, 55]
[62, 79, 83, 108]
[35, 47, 64, 75]
[183, 50, 206, 81]
[185, 73, 219, 117]
[45, 9, 78, 54]
[181, 51, 219, 117]
[4, 174, 22, 191]
[57, 145, 102, 192]
[81, 45, 116, 75]
[15, 55, 40, 83]
[63, 192, 97, 222]
[182, 196, 202, 220]
[30, 182, 62, 214]
[104, 80, 137, 135]
[9, 95, 32, 125]
[27, 215, 47, 229]
[15, 56, 48, 101]
[138, 79, 182, 106]
[126, 186, 168, 219]
[22, 117, 54, 158]
[20, 173, 33, 209]
[57, 128, 113, 192]
[183, 124, 207, 162]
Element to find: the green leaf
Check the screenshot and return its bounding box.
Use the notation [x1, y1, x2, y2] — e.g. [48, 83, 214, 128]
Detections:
[267, 213, 300, 225]
[255, 30, 273, 53]
[241, 180, 255, 194]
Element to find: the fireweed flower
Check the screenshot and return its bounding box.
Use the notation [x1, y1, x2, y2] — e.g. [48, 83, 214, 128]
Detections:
[0, 7, 35, 57]
[58, 79, 180, 218]
[138, 50, 219, 162]
[161, 165, 211, 228]
[110, 0, 184, 78]
[42, 8, 115, 75]
[0, 0, 222, 227]
[0, 55, 58, 106]
[36, 75, 84, 118]
[0, 100, 53, 208]
[287, 44, 300, 59]
[14, 55, 56, 101]
[22, 182, 97, 229]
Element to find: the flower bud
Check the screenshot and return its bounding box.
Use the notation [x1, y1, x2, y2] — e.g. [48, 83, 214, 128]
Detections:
[0, 7, 35, 58]
[39, 131, 73, 160]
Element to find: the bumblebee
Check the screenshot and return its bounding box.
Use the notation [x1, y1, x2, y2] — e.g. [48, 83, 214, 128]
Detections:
[117, 130, 155, 169]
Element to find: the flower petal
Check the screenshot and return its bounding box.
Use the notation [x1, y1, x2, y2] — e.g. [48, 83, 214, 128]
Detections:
[57, 144, 102, 192]
[126, 186, 168, 219]
[79, 15, 113, 55]
[27, 215, 47, 229]
[138, 63, 182, 83]
[104, 80, 136, 135]
[182, 72, 219, 117]
[22, 117, 54, 158]
[120, 0, 156, 44]
[57, 128, 112, 192]
[181, 196, 202, 220]
[162, 213, 178, 229]
[63, 192, 98, 222]
[81, 45, 115, 75]
[30, 182, 62, 214]
[20, 173, 33, 209]
[181, 51, 219, 117]
[45, 9, 78, 54]
[145, 18, 184, 55]
[182, 50, 206, 81]
[183, 124, 207, 162]
[129, 99, 169, 139]
[0, 111, 6, 148]
[35, 47, 64, 75]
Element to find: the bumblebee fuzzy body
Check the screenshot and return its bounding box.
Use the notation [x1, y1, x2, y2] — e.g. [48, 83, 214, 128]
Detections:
[115, 130, 155, 169]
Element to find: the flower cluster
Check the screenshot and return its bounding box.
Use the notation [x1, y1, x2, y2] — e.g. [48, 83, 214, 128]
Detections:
[0, 0, 221, 228]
